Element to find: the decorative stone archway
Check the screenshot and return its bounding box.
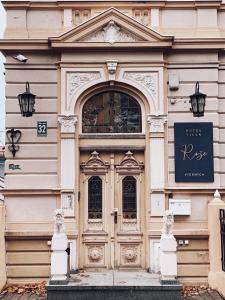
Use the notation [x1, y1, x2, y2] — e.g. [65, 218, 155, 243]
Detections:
[58, 64, 168, 269]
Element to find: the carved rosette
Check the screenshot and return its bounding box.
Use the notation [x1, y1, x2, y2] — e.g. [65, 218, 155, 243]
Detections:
[68, 72, 101, 102]
[123, 72, 157, 100]
[88, 247, 103, 263]
[58, 115, 78, 133]
[122, 246, 138, 264]
[147, 115, 167, 133]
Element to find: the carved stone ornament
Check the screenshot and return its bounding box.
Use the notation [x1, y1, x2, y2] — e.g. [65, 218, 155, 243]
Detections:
[106, 60, 118, 74]
[122, 246, 138, 263]
[58, 115, 78, 133]
[80, 20, 141, 44]
[88, 247, 103, 262]
[61, 193, 74, 217]
[123, 72, 157, 99]
[161, 210, 174, 237]
[54, 209, 65, 235]
[147, 115, 167, 133]
[68, 72, 101, 102]
[81, 151, 110, 174]
[116, 151, 144, 174]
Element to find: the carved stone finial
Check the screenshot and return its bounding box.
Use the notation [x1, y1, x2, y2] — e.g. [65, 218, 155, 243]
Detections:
[162, 210, 174, 237]
[214, 189, 221, 200]
[212, 189, 223, 203]
[147, 115, 167, 133]
[54, 209, 65, 235]
[106, 60, 118, 74]
[58, 115, 78, 133]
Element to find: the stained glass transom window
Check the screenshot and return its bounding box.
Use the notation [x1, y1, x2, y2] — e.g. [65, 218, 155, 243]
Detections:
[88, 176, 102, 219]
[122, 176, 137, 219]
[82, 91, 142, 133]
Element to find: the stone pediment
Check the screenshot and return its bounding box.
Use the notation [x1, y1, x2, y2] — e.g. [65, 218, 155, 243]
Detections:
[49, 8, 173, 48]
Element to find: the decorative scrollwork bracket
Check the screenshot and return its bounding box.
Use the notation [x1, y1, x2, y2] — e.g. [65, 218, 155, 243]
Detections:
[6, 128, 22, 157]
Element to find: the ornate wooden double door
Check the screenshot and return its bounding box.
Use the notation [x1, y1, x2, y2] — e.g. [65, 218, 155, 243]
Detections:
[79, 150, 145, 270]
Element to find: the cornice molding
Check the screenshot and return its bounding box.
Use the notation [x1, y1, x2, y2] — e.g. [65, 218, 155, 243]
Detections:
[1, 0, 223, 10]
[1, 37, 225, 51]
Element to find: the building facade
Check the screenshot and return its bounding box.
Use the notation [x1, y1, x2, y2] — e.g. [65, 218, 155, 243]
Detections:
[1, 0, 225, 286]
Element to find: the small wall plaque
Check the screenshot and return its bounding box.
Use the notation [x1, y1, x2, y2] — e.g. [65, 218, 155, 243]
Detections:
[9, 164, 21, 170]
[37, 121, 47, 136]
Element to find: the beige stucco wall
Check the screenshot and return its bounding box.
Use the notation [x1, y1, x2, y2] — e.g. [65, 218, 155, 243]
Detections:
[3, 3, 224, 39]
[2, 0, 225, 284]
[0, 202, 6, 291]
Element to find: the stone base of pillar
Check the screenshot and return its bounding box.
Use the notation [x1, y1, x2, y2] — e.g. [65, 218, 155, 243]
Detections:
[50, 232, 68, 284]
[160, 235, 177, 282]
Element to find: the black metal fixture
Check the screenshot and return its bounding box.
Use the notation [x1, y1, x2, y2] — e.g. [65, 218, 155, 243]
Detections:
[6, 128, 22, 157]
[17, 82, 36, 117]
[189, 82, 206, 117]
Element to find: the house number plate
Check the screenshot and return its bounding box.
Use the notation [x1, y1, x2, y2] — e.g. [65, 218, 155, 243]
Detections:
[37, 121, 47, 136]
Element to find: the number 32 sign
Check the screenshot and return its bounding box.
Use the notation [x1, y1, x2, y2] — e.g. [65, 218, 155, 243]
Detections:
[37, 121, 47, 137]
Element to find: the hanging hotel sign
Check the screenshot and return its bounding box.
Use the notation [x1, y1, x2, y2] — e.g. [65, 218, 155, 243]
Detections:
[174, 122, 214, 182]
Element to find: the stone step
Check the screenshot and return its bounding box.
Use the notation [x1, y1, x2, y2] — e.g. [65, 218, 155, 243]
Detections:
[47, 271, 182, 300]
[47, 284, 182, 300]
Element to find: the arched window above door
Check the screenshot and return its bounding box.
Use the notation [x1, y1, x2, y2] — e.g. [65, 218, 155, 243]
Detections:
[82, 91, 142, 133]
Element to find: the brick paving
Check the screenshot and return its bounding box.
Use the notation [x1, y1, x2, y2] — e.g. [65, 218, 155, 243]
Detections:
[0, 290, 224, 300]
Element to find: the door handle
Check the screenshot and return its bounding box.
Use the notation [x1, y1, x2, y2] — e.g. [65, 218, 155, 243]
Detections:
[111, 208, 118, 224]
[114, 211, 118, 224]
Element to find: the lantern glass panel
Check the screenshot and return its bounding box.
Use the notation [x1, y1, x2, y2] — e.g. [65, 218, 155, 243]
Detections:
[198, 95, 205, 114]
[191, 96, 198, 114]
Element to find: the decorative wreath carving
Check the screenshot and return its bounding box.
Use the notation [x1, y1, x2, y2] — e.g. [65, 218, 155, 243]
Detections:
[122, 247, 138, 263]
[88, 247, 103, 262]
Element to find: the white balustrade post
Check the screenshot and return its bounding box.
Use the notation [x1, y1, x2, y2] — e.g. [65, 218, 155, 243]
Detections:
[50, 209, 68, 284]
[160, 210, 178, 283]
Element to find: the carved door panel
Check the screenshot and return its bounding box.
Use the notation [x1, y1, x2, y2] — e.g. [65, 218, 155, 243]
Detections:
[114, 151, 144, 269]
[80, 151, 144, 270]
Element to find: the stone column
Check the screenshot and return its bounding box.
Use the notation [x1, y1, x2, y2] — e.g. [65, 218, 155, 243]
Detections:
[58, 115, 78, 216]
[208, 190, 225, 289]
[147, 115, 167, 216]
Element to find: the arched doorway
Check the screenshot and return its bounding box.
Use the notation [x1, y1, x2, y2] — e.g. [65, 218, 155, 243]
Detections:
[79, 90, 146, 270]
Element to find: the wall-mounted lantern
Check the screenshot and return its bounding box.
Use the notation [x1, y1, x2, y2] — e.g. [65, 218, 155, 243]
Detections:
[189, 82, 206, 117]
[6, 128, 22, 157]
[17, 82, 36, 117]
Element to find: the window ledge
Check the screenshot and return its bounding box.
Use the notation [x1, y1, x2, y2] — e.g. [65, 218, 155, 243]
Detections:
[79, 134, 145, 139]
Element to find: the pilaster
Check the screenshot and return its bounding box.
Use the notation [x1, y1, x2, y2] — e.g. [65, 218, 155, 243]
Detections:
[147, 115, 167, 216]
[58, 115, 78, 216]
